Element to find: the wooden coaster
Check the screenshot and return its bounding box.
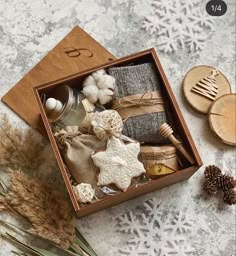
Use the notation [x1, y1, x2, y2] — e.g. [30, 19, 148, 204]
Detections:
[208, 94, 236, 146]
[183, 65, 231, 114]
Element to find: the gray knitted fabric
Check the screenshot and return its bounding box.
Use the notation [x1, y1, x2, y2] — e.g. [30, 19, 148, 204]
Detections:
[108, 63, 168, 144]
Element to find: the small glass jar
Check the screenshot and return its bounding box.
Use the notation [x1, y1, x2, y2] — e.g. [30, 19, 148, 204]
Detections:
[45, 84, 87, 127]
[139, 145, 179, 171]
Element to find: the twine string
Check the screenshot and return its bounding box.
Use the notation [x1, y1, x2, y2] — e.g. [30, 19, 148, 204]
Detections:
[113, 92, 164, 112]
[56, 131, 82, 145]
[113, 91, 164, 122]
[94, 124, 121, 138]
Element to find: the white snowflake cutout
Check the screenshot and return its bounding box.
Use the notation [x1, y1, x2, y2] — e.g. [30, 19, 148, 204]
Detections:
[116, 198, 195, 255]
[142, 0, 215, 53]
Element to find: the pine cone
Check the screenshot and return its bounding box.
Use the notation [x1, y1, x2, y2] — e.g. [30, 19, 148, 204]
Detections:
[203, 179, 218, 196]
[223, 190, 236, 205]
[204, 165, 222, 179]
[216, 175, 236, 191]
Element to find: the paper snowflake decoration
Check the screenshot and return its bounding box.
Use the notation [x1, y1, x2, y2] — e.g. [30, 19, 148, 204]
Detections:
[116, 198, 195, 255]
[142, 0, 214, 53]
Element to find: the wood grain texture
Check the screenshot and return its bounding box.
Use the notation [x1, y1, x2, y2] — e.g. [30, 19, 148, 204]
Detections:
[183, 65, 231, 114]
[1, 26, 115, 132]
[208, 93, 236, 146]
[34, 48, 202, 217]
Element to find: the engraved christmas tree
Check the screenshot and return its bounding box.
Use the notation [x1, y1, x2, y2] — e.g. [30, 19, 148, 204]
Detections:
[191, 69, 219, 100]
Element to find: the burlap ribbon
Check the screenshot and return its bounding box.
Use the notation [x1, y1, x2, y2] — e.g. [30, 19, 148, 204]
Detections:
[112, 91, 165, 119]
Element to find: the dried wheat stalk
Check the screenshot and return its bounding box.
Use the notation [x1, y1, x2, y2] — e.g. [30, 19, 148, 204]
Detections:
[0, 194, 7, 211]
[0, 114, 44, 172]
[4, 169, 76, 249]
[0, 115, 76, 249]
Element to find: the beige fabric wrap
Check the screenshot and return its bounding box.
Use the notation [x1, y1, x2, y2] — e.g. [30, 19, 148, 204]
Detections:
[55, 126, 106, 185]
[112, 91, 164, 119]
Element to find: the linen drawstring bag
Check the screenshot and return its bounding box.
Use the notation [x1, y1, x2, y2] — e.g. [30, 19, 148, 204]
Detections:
[55, 126, 106, 186]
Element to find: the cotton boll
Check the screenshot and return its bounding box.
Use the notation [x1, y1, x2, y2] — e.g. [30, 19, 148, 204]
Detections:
[92, 69, 106, 82]
[82, 85, 99, 104]
[82, 70, 116, 105]
[98, 89, 114, 105]
[97, 75, 116, 91]
[82, 74, 96, 88]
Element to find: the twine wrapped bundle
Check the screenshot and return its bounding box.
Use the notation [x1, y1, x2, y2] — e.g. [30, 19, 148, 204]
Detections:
[109, 63, 168, 144]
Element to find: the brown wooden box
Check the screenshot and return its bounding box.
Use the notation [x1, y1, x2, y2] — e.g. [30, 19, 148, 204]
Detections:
[34, 48, 202, 218]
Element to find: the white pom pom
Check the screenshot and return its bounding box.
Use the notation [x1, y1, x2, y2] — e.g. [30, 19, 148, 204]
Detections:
[45, 98, 63, 114]
[92, 69, 106, 82]
[82, 75, 96, 88]
[97, 75, 116, 90]
[45, 98, 56, 111]
[98, 89, 114, 105]
[82, 85, 99, 104]
[54, 101, 63, 113]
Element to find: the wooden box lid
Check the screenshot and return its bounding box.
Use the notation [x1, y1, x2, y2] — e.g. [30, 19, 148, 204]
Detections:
[1, 26, 115, 132]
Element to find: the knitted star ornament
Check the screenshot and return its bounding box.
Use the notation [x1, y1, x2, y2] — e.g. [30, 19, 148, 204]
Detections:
[91, 136, 146, 191]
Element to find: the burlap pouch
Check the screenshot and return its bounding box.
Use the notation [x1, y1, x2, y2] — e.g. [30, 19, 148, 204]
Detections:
[55, 126, 106, 185]
[108, 63, 168, 144]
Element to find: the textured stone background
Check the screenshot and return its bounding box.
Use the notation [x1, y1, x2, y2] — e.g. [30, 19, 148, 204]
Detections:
[0, 0, 235, 255]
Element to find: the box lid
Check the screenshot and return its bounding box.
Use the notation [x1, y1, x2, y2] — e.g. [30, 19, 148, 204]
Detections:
[1, 26, 115, 133]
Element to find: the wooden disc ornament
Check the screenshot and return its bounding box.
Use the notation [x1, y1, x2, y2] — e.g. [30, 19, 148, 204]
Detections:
[183, 65, 231, 114]
[208, 94, 236, 146]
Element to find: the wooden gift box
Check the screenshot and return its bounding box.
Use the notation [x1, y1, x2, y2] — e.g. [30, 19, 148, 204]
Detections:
[34, 48, 202, 218]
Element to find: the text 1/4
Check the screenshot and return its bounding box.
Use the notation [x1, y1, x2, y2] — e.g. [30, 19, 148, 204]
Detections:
[206, 0, 227, 16]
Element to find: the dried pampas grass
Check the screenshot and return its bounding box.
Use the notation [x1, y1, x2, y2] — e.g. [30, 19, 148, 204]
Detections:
[0, 194, 7, 211]
[0, 114, 75, 249]
[0, 114, 98, 255]
[0, 114, 45, 173]
[0, 114, 67, 192]
[4, 169, 75, 249]
[8, 168, 75, 248]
